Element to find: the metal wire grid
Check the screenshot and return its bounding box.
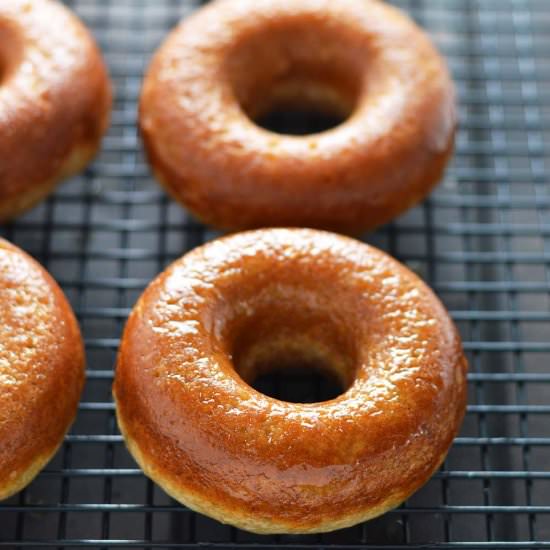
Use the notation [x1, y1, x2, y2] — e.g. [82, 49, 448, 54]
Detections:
[0, 0, 549, 547]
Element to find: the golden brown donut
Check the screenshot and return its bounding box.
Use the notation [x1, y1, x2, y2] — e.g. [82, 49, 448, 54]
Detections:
[114, 228, 467, 534]
[140, 0, 456, 233]
[0, 238, 85, 500]
[0, 0, 112, 221]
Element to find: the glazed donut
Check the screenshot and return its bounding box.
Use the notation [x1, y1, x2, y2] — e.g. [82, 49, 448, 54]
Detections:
[114, 228, 467, 534]
[0, 0, 112, 221]
[0, 238, 84, 501]
[140, 0, 456, 233]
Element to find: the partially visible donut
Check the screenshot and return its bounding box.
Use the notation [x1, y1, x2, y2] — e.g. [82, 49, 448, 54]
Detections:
[114, 228, 467, 534]
[140, 0, 456, 233]
[0, 238, 85, 500]
[0, 0, 112, 221]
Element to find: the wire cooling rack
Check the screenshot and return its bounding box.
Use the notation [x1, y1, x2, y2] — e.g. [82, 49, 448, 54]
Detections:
[1, 0, 550, 548]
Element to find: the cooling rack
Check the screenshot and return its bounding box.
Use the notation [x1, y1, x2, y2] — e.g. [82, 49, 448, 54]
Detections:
[1, 0, 550, 548]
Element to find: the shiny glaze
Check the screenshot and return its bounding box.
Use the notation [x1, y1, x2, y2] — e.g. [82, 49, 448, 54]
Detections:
[0, 0, 112, 220]
[114, 229, 468, 534]
[0, 238, 84, 500]
[140, 0, 456, 233]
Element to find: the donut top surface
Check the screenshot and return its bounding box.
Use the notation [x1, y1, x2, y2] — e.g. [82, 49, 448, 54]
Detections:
[115, 229, 467, 532]
[0, 238, 84, 499]
[0, 0, 111, 205]
[140, 0, 456, 232]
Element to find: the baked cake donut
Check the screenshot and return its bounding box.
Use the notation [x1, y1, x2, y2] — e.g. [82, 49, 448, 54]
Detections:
[140, 0, 456, 233]
[0, 238, 85, 500]
[0, 0, 112, 221]
[114, 228, 467, 534]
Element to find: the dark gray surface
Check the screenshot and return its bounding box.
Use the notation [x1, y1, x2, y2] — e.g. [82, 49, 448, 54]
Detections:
[1, 0, 550, 547]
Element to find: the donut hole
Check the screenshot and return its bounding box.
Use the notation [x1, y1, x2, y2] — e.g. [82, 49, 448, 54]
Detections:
[255, 104, 348, 136]
[252, 365, 345, 403]
[225, 18, 366, 135]
[229, 303, 357, 403]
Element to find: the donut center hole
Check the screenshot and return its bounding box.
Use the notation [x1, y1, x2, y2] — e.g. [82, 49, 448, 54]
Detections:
[248, 355, 346, 404]
[225, 19, 364, 136]
[229, 304, 357, 403]
[254, 96, 349, 136]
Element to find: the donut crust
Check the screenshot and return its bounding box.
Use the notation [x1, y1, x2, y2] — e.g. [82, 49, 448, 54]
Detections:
[0, 239, 85, 501]
[114, 229, 467, 534]
[0, 0, 112, 221]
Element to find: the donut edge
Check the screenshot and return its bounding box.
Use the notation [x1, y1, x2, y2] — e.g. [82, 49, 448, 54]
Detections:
[114, 387, 462, 534]
[0, 437, 67, 501]
[0, 120, 109, 222]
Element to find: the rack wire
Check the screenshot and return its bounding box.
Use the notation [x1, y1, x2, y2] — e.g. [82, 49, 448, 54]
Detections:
[1, 0, 550, 548]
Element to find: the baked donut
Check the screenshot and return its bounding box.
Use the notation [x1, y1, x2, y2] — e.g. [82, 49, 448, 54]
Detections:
[0, 0, 112, 221]
[139, 0, 456, 233]
[0, 238, 84, 500]
[114, 228, 467, 534]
